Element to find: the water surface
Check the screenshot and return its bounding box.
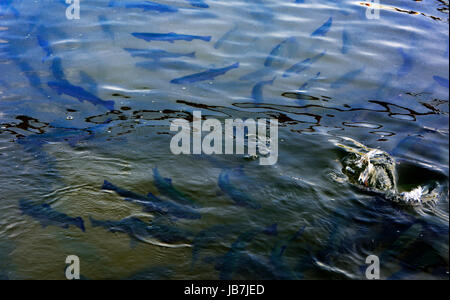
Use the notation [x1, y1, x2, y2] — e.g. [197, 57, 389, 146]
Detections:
[0, 0, 448, 280]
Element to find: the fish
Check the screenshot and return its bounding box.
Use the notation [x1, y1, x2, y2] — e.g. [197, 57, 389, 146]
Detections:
[191, 225, 240, 268]
[214, 25, 238, 49]
[269, 226, 305, 280]
[282, 51, 326, 78]
[218, 169, 261, 209]
[330, 67, 365, 89]
[132, 32, 211, 43]
[184, 0, 209, 8]
[341, 29, 350, 54]
[264, 37, 296, 68]
[2, 44, 48, 97]
[215, 231, 256, 280]
[397, 48, 413, 77]
[90, 216, 192, 245]
[101, 180, 201, 220]
[251, 76, 276, 104]
[0, 0, 19, 18]
[170, 62, 239, 84]
[124, 48, 196, 61]
[37, 35, 53, 63]
[48, 80, 115, 110]
[79, 71, 98, 95]
[433, 76, 449, 88]
[109, 0, 178, 13]
[19, 199, 85, 232]
[153, 168, 199, 207]
[213, 225, 277, 279]
[51, 57, 65, 81]
[125, 194, 201, 220]
[311, 17, 332, 37]
[98, 15, 115, 40]
[299, 71, 321, 91]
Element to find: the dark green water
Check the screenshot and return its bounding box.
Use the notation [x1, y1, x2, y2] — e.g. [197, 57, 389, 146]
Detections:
[0, 0, 448, 279]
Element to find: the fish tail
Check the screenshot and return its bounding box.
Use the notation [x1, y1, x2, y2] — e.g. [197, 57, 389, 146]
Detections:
[187, 52, 196, 58]
[102, 180, 116, 191]
[103, 100, 115, 111]
[75, 217, 85, 232]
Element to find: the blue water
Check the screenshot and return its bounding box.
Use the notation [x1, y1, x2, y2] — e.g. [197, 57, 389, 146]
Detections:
[0, 0, 448, 279]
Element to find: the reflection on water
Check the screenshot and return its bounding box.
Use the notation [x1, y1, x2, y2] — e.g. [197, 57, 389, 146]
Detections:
[0, 0, 448, 279]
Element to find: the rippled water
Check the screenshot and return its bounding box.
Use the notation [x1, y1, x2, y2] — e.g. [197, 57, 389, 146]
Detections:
[0, 0, 448, 280]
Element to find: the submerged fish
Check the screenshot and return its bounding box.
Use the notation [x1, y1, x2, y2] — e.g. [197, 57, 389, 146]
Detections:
[311, 17, 332, 37]
[101, 180, 201, 220]
[184, 0, 209, 8]
[153, 168, 199, 207]
[214, 25, 238, 49]
[90, 216, 192, 245]
[433, 75, 449, 88]
[48, 80, 115, 110]
[341, 29, 350, 54]
[37, 35, 53, 63]
[50, 57, 65, 81]
[2, 43, 48, 97]
[132, 32, 211, 43]
[251, 76, 276, 104]
[191, 225, 240, 268]
[109, 0, 178, 13]
[299, 71, 321, 91]
[330, 67, 364, 89]
[269, 226, 305, 279]
[124, 48, 196, 61]
[170, 62, 239, 84]
[0, 0, 19, 18]
[98, 15, 115, 40]
[264, 37, 296, 68]
[19, 199, 85, 232]
[79, 71, 98, 95]
[283, 51, 326, 78]
[213, 225, 277, 280]
[218, 169, 261, 209]
[397, 48, 413, 77]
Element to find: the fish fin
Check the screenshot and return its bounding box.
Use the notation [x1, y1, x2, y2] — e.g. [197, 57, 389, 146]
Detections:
[75, 217, 85, 232]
